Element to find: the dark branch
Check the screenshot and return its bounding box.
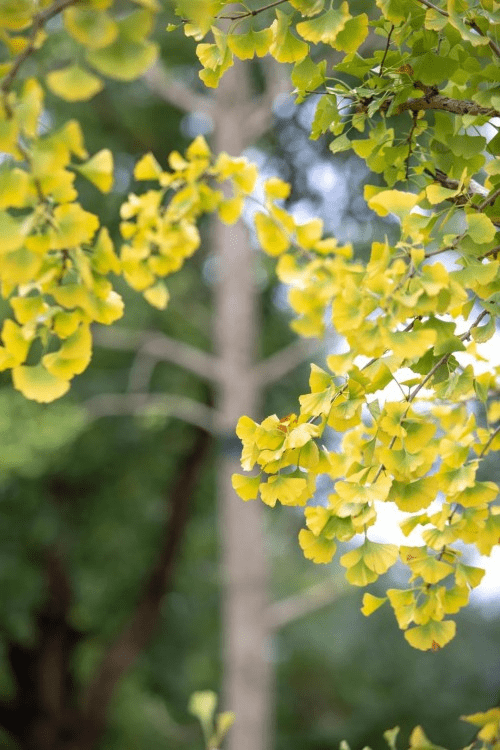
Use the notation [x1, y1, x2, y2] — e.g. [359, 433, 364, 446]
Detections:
[397, 93, 500, 118]
[80, 425, 211, 748]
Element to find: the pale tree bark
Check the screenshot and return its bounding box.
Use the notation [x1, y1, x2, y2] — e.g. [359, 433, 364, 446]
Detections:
[141, 51, 291, 750]
[210, 58, 272, 750]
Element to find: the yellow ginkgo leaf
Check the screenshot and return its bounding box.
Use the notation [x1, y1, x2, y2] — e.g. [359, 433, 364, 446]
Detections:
[367, 189, 419, 219]
[254, 212, 290, 256]
[296, 4, 350, 45]
[134, 152, 163, 180]
[12, 364, 70, 403]
[409, 555, 453, 584]
[344, 558, 378, 586]
[259, 475, 308, 507]
[404, 618, 456, 651]
[2, 319, 30, 365]
[363, 541, 399, 575]
[231, 473, 261, 501]
[143, 281, 169, 309]
[49, 203, 100, 249]
[361, 593, 387, 616]
[76, 149, 114, 192]
[298, 529, 336, 563]
[218, 194, 243, 225]
[387, 588, 416, 629]
[269, 10, 309, 63]
[46, 64, 103, 101]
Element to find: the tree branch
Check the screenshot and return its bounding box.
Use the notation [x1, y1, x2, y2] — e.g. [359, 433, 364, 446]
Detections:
[425, 167, 489, 204]
[397, 94, 500, 118]
[252, 339, 321, 387]
[81, 426, 211, 749]
[92, 326, 221, 383]
[143, 62, 214, 115]
[84, 392, 217, 433]
[267, 580, 345, 631]
[241, 57, 291, 143]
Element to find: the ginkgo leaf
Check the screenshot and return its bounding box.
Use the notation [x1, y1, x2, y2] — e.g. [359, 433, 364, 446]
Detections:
[404, 618, 456, 651]
[409, 555, 453, 584]
[134, 152, 163, 180]
[330, 13, 368, 53]
[367, 189, 418, 219]
[49, 203, 100, 249]
[387, 588, 416, 629]
[87, 38, 158, 81]
[453, 481, 498, 508]
[344, 557, 378, 586]
[304, 505, 331, 536]
[76, 149, 113, 192]
[2, 319, 30, 364]
[254, 212, 290, 256]
[425, 184, 459, 205]
[143, 281, 169, 309]
[388, 477, 436, 512]
[296, 4, 350, 45]
[269, 10, 309, 63]
[259, 475, 308, 507]
[466, 213, 497, 244]
[218, 194, 243, 225]
[64, 6, 118, 49]
[454, 563, 485, 589]
[361, 593, 387, 616]
[363, 541, 399, 575]
[441, 585, 469, 614]
[231, 473, 261, 501]
[12, 364, 71, 403]
[10, 296, 47, 326]
[298, 529, 336, 563]
[227, 29, 272, 59]
[46, 64, 103, 101]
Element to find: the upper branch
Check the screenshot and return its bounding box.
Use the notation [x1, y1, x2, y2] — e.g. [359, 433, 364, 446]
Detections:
[143, 62, 215, 115]
[93, 326, 222, 383]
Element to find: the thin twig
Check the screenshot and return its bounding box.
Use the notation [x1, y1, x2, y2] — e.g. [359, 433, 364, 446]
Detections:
[468, 19, 500, 60]
[479, 186, 500, 211]
[405, 111, 419, 179]
[407, 309, 490, 402]
[479, 423, 500, 458]
[413, 0, 500, 58]
[216, 0, 288, 20]
[413, 0, 447, 17]
[379, 24, 394, 77]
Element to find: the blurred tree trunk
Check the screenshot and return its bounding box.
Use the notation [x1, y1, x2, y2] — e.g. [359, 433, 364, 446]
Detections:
[0, 427, 210, 750]
[212, 58, 272, 750]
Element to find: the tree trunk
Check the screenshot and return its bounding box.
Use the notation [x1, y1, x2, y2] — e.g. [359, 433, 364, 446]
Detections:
[212, 58, 272, 750]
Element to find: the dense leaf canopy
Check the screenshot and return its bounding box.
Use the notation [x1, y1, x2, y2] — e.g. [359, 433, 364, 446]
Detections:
[2, 0, 500, 745]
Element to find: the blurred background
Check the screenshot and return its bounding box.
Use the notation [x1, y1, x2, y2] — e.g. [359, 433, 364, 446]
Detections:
[1, 1, 499, 749]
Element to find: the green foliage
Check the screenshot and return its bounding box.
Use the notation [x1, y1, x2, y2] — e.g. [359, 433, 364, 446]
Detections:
[3, 0, 500, 747]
